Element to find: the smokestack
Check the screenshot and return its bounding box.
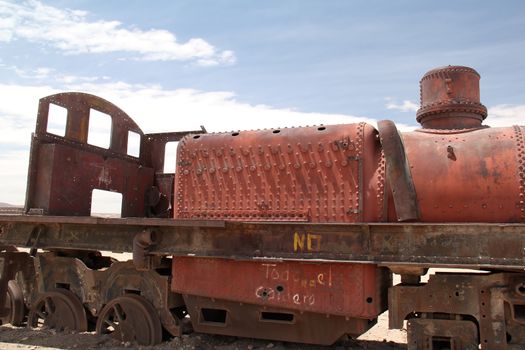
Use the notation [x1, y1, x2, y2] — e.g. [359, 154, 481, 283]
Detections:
[416, 66, 487, 129]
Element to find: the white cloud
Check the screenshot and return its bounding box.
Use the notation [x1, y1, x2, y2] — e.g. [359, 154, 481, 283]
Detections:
[66, 81, 384, 134]
[486, 104, 525, 127]
[386, 99, 419, 112]
[3, 65, 54, 79]
[0, 0, 235, 65]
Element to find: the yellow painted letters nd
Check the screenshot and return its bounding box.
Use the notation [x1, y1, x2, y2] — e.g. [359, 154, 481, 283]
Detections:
[293, 232, 305, 252]
[307, 234, 322, 251]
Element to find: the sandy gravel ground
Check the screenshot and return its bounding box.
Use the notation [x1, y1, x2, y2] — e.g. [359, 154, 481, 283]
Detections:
[0, 315, 407, 350]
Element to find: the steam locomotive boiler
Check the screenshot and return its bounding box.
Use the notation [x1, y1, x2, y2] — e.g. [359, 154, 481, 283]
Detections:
[0, 65, 524, 349]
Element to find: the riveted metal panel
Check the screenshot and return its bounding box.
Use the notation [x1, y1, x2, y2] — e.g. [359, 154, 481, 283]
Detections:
[402, 126, 525, 223]
[172, 257, 390, 318]
[174, 123, 384, 223]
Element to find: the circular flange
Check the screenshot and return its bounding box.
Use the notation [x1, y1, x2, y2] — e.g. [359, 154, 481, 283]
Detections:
[27, 289, 88, 332]
[96, 294, 162, 346]
[1, 280, 26, 326]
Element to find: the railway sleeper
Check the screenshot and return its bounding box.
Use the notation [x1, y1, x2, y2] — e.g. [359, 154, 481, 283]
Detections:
[389, 271, 525, 349]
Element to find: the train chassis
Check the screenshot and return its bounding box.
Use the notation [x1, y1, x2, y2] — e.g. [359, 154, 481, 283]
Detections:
[1, 218, 525, 349]
[2, 63, 525, 349]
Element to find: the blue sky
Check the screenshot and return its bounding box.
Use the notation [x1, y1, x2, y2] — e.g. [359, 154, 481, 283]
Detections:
[1, 0, 525, 207]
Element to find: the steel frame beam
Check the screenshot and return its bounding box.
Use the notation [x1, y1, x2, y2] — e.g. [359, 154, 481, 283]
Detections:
[1, 216, 524, 270]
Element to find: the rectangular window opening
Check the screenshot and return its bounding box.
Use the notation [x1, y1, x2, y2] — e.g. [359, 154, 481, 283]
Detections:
[124, 289, 141, 295]
[431, 337, 452, 350]
[200, 308, 227, 325]
[47, 103, 68, 137]
[260, 311, 295, 323]
[54, 282, 70, 290]
[164, 141, 179, 173]
[514, 304, 525, 320]
[127, 131, 141, 157]
[91, 189, 122, 218]
[88, 109, 112, 149]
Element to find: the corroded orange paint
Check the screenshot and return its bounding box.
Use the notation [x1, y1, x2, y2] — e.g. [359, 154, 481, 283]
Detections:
[174, 123, 384, 223]
[171, 257, 390, 318]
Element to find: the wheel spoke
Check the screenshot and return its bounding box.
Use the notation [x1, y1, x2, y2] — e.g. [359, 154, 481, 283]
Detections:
[44, 298, 55, 315]
[104, 318, 117, 329]
[28, 289, 87, 332]
[113, 304, 125, 322]
[96, 295, 162, 346]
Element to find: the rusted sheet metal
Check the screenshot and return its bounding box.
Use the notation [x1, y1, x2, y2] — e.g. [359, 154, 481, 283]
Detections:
[407, 318, 479, 350]
[390, 272, 525, 349]
[183, 295, 373, 345]
[377, 120, 419, 222]
[172, 257, 389, 317]
[404, 66, 525, 223]
[33, 253, 184, 337]
[29, 141, 153, 216]
[174, 123, 384, 222]
[403, 125, 525, 223]
[416, 66, 487, 130]
[0, 214, 225, 227]
[146, 174, 174, 217]
[142, 129, 206, 174]
[24, 92, 205, 218]
[1, 217, 525, 269]
[35, 93, 143, 147]
[26, 92, 153, 217]
[0, 252, 34, 324]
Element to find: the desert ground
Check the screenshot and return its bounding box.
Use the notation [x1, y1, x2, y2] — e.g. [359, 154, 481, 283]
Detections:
[0, 311, 407, 350]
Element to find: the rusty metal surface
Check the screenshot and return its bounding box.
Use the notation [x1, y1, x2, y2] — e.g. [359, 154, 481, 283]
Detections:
[183, 295, 373, 345]
[27, 288, 88, 331]
[390, 272, 525, 349]
[24, 251, 184, 336]
[0, 214, 225, 227]
[377, 120, 419, 222]
[24, 92, 203, 217]
[2, 217, 525, 269]
[0, 251, 34, 324]
[416, 66, 487, 129]
[142, 128, 206, 174]
[25, 92, 153, 217]
[147, 174, 174, 217]
[407, 318, 479, 350]
[174, 123, 384, 222]
[403, 126, 525, 223]
[0, 280, 25, 326]
[96, 294, 163, 345]
[29, 141, 154, 216]
[1, 68, 525, 347]
[172, 257, 390, 318]
[142, 129, 206, 217]
[34, 93, 143, 149]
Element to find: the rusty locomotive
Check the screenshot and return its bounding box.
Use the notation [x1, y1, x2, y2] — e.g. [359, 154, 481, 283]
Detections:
[0, 65, 524, 349]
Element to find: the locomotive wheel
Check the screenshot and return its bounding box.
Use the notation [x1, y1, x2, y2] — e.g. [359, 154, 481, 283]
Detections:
[27, 289, 88, 332]
[1, 280, 26, 326]
[96, 294, 162, 346]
